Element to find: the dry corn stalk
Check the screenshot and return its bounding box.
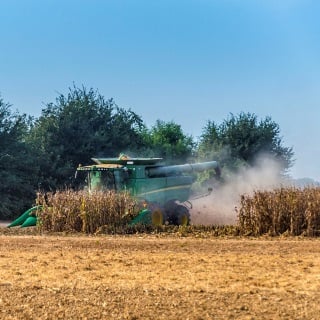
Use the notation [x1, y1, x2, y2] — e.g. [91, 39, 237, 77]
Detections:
[238, 186, 320, 236]
[36, 189, 137, 233]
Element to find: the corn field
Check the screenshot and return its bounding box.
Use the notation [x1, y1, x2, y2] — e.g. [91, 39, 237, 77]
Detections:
[35, 187, 320, 237]
[237, 186, 320, 236]
[34, 189, 239, 235]
[36, 190, 137, 234]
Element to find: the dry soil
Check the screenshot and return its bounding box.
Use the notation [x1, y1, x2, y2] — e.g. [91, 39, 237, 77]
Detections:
[0, 227, 319, 319]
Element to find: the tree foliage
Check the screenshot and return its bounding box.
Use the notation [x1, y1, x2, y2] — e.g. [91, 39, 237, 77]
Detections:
[0, 97, 39, 219]
[28, 85, 145, 190]
[198, 112, 294, 174]
[142, 120, 195, 164]
[0, 85, 295, 220]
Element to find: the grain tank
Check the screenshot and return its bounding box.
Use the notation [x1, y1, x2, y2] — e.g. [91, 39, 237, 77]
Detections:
[76, 156, 220, 226]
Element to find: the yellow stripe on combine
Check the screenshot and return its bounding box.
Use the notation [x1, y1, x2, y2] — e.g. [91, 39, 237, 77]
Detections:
[137, 184, 191, 197]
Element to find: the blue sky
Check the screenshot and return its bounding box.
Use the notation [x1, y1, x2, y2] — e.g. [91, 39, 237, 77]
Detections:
[1, 0, 320, 179]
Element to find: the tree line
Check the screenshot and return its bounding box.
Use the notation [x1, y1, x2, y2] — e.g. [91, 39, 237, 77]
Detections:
[0, 85, 293, 219]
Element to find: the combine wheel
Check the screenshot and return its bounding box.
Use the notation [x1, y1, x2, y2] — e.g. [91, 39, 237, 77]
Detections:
[176, 205, 190, 226]
[151, 208, 167, 226]
[165, 202, 190, 226]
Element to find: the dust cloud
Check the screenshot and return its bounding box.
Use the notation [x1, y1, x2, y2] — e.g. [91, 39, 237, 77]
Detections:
[190, 155, 286, 225]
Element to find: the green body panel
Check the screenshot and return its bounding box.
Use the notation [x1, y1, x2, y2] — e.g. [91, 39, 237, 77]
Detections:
[131, 176, 193, 203]
[129, 209, 152, 225]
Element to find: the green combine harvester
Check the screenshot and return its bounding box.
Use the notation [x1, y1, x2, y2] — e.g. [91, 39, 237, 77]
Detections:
[76, 156, 220, 226]
[8, 156, 220, 227]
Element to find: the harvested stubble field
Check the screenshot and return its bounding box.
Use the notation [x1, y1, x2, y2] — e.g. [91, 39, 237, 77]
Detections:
[0, 227, 320, 320]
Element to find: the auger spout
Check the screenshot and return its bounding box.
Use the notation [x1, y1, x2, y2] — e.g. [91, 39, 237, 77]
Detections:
[146, 161, 220, 178]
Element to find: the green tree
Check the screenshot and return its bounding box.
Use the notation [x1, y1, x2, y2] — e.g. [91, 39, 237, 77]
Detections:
[0, 97, 39, 219]
[197, 112, 294, 174]
[29, 85, 145, 190]
[142, 120, 195, 164]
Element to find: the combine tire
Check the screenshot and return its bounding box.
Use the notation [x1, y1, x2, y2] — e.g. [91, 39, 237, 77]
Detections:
[151, 209, 166, 226]
[176, 205, 190, 226]
[164, 202, 190, 226]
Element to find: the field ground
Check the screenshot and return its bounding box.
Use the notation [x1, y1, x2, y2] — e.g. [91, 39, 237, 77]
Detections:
[0, 227, 320, 319]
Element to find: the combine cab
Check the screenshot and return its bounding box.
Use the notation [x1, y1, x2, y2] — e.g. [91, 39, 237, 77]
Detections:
[76, 156, 220, 226]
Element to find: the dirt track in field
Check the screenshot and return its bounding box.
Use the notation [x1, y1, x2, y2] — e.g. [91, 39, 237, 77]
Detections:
[0, 228, 320, 320]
